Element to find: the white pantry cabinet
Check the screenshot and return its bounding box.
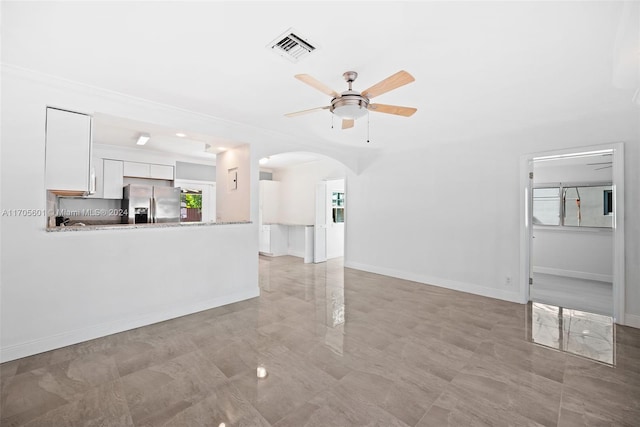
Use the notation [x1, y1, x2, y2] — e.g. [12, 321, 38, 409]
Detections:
[123, 161, 174, 180]
[45, 107, 92, 194]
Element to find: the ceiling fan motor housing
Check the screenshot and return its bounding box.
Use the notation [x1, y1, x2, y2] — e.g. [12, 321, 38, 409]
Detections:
[331, 90, 369, 119]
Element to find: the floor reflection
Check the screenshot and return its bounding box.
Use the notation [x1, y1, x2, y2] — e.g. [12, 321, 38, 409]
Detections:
[529, 302, 614, 364]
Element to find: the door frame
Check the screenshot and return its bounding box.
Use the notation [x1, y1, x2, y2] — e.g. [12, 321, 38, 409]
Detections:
[519, 142, 625, 324]
[314, 181, 328, 263]
[314, 178, 347, 263]
[173, 179, 216, 222]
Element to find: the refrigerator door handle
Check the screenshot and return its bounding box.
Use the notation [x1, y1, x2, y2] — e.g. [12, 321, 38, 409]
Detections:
[150, 197, 155, 223]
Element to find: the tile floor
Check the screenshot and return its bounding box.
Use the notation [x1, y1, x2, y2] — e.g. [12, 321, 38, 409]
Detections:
[1, 255, 639, 426]
[530, 302, 615, 365]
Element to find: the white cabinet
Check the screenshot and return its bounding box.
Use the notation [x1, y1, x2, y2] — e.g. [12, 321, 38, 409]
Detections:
[103, 159, 124, 199]
[45, 107, 92, 193]
[85, 156, 104, 198]
[259, 224, 288, 256]
[86, 158, 124, 199]
[259, 225, 271, 253]
[123, 161, 148, 178]
[123, 161, 174, 180]
[149, 164, 174, 180]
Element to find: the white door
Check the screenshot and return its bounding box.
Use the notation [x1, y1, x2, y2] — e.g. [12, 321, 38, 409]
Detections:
[325, 179, 345, 259]
[314, 182, 327, 263]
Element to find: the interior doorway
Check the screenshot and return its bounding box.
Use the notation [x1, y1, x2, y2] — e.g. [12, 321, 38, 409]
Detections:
[520, 143, 625, 324]
[258, 152, 348, 264]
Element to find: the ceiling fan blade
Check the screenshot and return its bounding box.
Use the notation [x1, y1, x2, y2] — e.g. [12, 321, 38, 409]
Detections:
[294, 74, 341, 98]
[284, 106, 330, 118]
[342, 119, 354, 129]
[361, 70, 415, 99]
[368, 103, 417, 117]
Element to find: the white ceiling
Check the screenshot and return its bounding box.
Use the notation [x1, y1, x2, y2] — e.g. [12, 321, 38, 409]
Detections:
[93, 113, 229, 160]
[259, 152, 333, 170]
[2, 1, 638, 159]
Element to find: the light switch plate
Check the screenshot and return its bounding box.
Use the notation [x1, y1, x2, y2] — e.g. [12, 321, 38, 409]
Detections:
[228, 168, 238, 191]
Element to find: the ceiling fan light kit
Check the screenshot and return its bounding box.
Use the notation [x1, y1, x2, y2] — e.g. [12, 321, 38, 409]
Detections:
[286, 70, 417, 133]
[330, 93, 369, 119]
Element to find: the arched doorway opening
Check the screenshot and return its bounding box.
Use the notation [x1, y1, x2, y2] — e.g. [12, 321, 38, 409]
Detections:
[257, 151, 350, 264]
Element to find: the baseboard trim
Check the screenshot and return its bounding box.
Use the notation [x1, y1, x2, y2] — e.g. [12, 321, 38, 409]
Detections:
[0, 288, 260, 363]
[533, 266, 612, 283]
[624, 314, 640, 329]
[344, 261, 523, 304]
[287, 249, 306, 258]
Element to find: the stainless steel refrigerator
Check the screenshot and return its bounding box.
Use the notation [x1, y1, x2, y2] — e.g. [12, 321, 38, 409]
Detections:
[122, 184, 181, 224]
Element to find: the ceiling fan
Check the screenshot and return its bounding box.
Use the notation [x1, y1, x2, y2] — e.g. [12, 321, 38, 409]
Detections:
[285, 70, 417, 129]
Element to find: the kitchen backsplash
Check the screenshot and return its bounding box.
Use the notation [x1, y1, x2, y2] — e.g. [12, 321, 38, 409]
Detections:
[56, 197, 123, 224]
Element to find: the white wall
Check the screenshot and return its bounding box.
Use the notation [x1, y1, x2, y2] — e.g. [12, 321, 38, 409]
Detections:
[0, 66, 259, 362]
[216, 144, 251, 223]
[259, 180, 280, 224]
[345, 109, 640, 324]
[533, 228, 613, 282]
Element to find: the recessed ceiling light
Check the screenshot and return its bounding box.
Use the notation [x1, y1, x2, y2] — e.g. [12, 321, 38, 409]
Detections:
[136, 133, 150, 145]
[259, 157, 270, 165]
[176, 132, 186, 137]
[218, 147, 227, 152]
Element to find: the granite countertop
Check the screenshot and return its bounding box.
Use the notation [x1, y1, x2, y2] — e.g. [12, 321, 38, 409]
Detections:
[46, 221, 252, 232]
[263, 223, 314, 227]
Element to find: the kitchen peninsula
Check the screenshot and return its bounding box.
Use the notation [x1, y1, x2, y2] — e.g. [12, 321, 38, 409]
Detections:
[47, 220, 250, 232]
[0, 65, 258, 365]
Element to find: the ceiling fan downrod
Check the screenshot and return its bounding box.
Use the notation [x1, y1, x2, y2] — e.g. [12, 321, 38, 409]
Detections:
[343, 71, 358, 91]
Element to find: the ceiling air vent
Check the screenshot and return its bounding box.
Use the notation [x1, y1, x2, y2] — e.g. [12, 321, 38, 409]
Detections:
[268, 28, 317, 63]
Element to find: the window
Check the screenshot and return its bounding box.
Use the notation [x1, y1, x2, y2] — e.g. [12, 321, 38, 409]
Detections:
[332, 191, 344, 223]
[533, 184, 612, 228]
[532, 187, 561, 226]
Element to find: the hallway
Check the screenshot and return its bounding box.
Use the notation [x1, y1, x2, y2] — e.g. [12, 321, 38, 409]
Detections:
[1, 256, 639, 426]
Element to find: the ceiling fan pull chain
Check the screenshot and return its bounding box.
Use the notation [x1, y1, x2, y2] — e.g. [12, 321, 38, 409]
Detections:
[331, 113, 334, 129]
[367, 112, 370, 143]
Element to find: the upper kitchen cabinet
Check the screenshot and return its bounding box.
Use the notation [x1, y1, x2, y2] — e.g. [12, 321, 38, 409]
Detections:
[45, 107, 93, 195]
[123, 161, 174, 180]
[103, 159, 124, 199]
[149, 164, 174, 180]
[85, 158, 124, 199]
